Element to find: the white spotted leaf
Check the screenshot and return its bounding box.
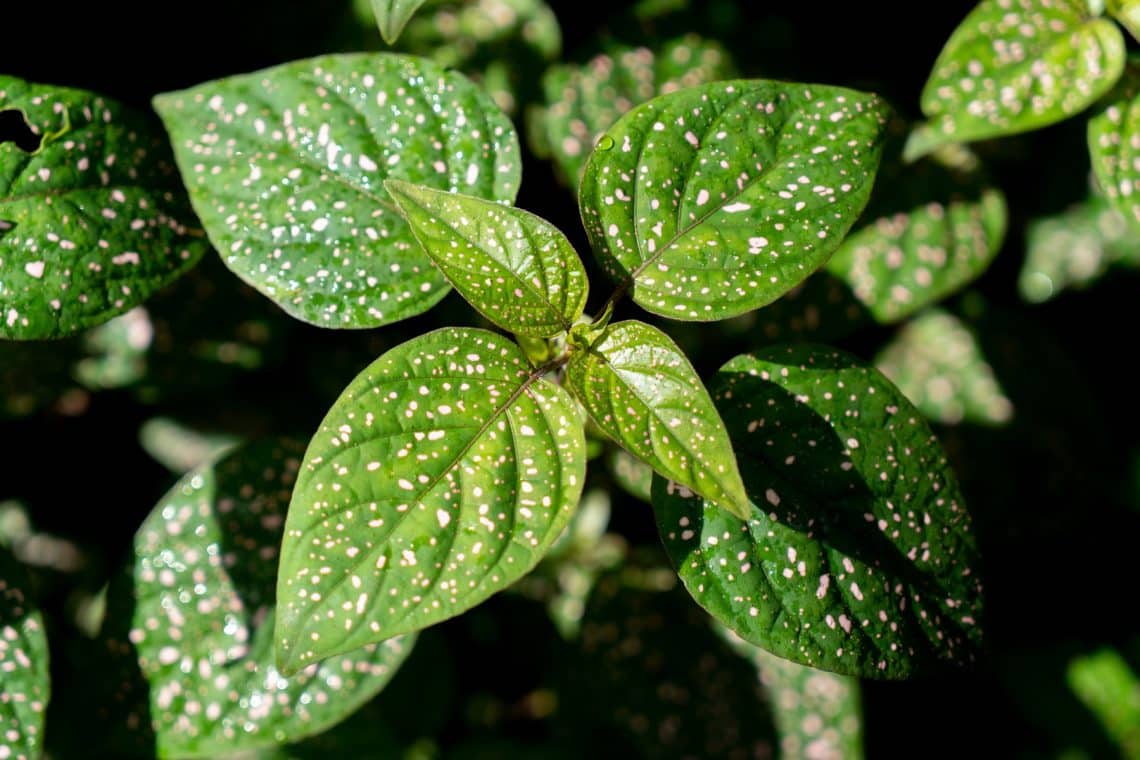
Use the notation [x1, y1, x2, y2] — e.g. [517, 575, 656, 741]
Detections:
[578, 80, 889, 321]
[0, 77, 209, 340]
[906, 0, 1125, 161]
[565, 320, 749, 520]
[97, 439, 414, 758]
[275, 327, 585, 673]
[153, 54, 520, 329]
[825, 140, 1007, 323]
[371, 0, 429, 44]
[1088, 58, 1140, 225]
[653, 345, 984, 678]
[384, 179, 588, 337]
[0, 548, 50, 760]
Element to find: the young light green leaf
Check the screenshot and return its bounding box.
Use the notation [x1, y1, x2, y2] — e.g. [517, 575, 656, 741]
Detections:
[276, 327, 585, 673]
[384, 179, 588, 337]
[607, 448, 653, 503]
[1109, 0, 1140, 41]
[0, 77, 208, 340]
[907, 0, 1125, 160]
[653, 345, 984, 678]
[533, 34, 736, 185]
[565, 320, 749, 520]
[875, 309, 1013, 427]
[826, 141, 1007, 324]
[1089, 59, 1140, 224]
[371, 0, 428, 44]
[579, 80, 889, 321]
[153, 53, 520, 329]
[97, 439, 414, 758]
[0, 548, 49, 760]
[1066, 646, 1140, 756]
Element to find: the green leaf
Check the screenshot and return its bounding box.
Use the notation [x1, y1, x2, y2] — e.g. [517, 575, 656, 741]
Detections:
[384, 179, 588, 337]
[826, 140, 1007, 323]
[1109, 0, 1140, 42]
[1088, 58, 1140, 225]
[371, 0, 428, 44]
[276, 327, 585, 673]
[0, 77, 209, 339]
[98, 439, 414, 758]
[653, 345, 984, 678]
[565, 320, 749, 520]
[1067, 646, 1140, 757]
[875, 309, 1013, 427]
[533, 34, 736, 185]
[153, 53, 520, 329]
[0, 548, 49, 760]
[579, 80, 889, 321]
[907, 0, 1125, 160]
[607, 448, 653, 502]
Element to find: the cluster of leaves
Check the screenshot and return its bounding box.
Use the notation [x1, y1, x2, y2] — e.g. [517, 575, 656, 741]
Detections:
[3, 0, 1140, 758]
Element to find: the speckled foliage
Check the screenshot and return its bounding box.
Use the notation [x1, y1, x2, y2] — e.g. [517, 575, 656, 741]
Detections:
[153, 53, 520, 329]
[0, 548, 49, 760]
[579, 80, 889, 321]
[371, 0, 429, 44]
[565, 320, 749, 520]
[0, 77, 209, 340]
[653, 346, 984, 678]
[907, 0, 1125, 160]
[1089, 58, 1140, 224]
[385, 180, 588, 337]
[98, 439, 414, 758]
[276, 328, 585, 673]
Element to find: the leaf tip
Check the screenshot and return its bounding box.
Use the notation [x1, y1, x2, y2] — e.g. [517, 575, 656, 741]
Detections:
[902, 124, 941, 164]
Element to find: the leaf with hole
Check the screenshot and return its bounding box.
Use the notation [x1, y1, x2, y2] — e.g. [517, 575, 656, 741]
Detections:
[97, 439, 414, 758]
[566, 320, 749, 520]
[385, 179, 588, 337]
[579, 79, 889, 321]
[371, 0, 429, 44]
[0, 77, 208, 339]
[907, 0, 1125, 160]
[653, 345, 984, 678]
[153, 53, 520, 329]
[0, 548, 49, 760]
[276, 327, 585, 673]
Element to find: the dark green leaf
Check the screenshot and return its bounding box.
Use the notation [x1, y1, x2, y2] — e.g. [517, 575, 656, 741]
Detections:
[276, 328, 585, 673]
[0, 77, 208, 339]
[153, 53, 520, 329]
[751, 271, 871, 344]
[99, 439, 414, 758]
[1089, 58, 1140, 224]
[566, 320, 749, 519]
[371, 0, 428, 44]
[653, 345, 984, 678]
[0, 548, 49, 760]
[579, 80, 889, 321]
[907, 0, 1125, 160]
[385, 179, 588, 337]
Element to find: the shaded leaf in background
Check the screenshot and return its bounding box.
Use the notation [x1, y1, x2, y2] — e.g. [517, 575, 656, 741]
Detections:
[370, 0, 429, 43]
[579, 79, 889, 321]
[154, 53, 520, 329]
[97, 439, 414, 758]
[826, 139, 1007, 324]
[137, 417, 240, 473]
[0, 547, 49, 760]
[276, 328, 585, 672]
[1067, 645, 1140, 759]
[906, 0, 1125, 160]
[385, 180, 588, 337]
[532, 34, 736, 185]
[750, 271, 871, 345]
[654, 346, 984, 678]
[0, 335, 84, 420]
[0, 77, 208, 339]
[875, 308, 1013, 427]
[607, 448, 652, 503]
[565, 320, 749, 520]
[1089, 57, 1140, 226]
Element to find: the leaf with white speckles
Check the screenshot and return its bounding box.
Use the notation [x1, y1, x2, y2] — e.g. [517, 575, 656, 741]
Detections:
[153, 54, 520, 329]
[371, 0, 428, 44]
[276, 327, 585, 673]
[0, 548, 50, 760]
[97, 439, 414, 758]
[825, 140, 1007, 324]
[385, 179, 588, 337]
[875, 309, 1013, 427]
[566, 320, 749, 520]
[0, 77, 209, 340]
[906, 0, 1125, 161]
[653, 345, 984, 678]
[579, 80, 889, 321]
[533, 34, 736, 185]
[1088, 58, 1140, 225]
